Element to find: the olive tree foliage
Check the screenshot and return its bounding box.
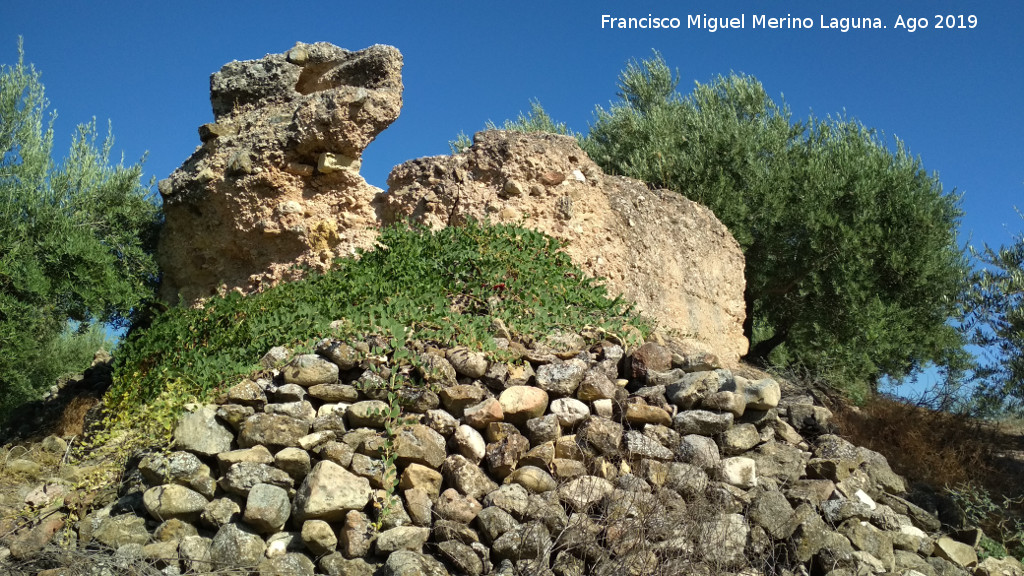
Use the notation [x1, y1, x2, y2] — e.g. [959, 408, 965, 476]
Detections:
[581, 54, 969, 396]
[0, 41, 161, 421]
[961, 217, 1024, 414]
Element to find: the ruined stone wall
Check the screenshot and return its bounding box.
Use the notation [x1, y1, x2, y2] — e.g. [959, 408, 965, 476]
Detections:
[379, 131, 749, 364]
[157, 42, 402, 305]
[6, 331, 993, 576]
[156, 42, 746, 365]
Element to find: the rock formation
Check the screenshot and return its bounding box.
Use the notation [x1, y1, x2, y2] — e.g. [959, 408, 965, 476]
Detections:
[157, 42, 402, 305]
[156, 43, 747, 364]
[379, 131, 748, 364]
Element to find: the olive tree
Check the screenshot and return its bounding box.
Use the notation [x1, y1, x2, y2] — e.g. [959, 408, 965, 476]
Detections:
[0, 41, 161, 421]
[962, 218, 1024, 414]
[582, 54, 968, 397]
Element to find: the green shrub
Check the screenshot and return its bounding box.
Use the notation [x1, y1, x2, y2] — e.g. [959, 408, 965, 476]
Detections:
[0, 323, 114, 423]
[947, 482, 1024, 559]
[961, 212, 1024, 415]
[449, 99, 573, 153]
[106, 220, 648, 437]
[582, 53, 968, 398]
[1, 41, 160, 425]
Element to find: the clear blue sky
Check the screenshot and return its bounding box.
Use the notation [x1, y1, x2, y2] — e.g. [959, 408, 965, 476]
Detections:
[4, 1, 1023, 391]
[4, 1, 1021, 247]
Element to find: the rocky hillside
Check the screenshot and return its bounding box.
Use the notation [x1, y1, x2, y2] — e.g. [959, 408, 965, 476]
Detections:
[3, 328, 1021, 576]
[1, 41, 1022, 576]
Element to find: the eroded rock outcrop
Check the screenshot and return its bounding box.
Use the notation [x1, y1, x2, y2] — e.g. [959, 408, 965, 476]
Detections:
[157, 42, 402, 305]
[379, 131, 748, 364]
[156, 43, 746, 364]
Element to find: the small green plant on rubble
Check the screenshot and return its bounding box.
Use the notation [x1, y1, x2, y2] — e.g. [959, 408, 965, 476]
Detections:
[360, 319, 424, 529]
[368, 380, 418, 531]
[947, 482, 1024, 560]
[102, 219, 648, 447]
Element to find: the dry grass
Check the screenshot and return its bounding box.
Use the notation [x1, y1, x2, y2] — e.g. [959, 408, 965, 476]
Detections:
[54, 397, 101, 439]
[834, 395, 1024, 555]
[834, 397, 1001, 490]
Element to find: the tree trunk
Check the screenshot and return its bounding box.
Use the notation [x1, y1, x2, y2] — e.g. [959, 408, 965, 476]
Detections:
[747, 328, 789, 366]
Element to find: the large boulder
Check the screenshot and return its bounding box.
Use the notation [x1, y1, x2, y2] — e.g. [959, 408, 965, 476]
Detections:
[377, 130, 747, 364]
[157, 42, 402, 305]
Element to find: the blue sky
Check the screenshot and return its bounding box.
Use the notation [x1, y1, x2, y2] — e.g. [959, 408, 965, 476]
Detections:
[4, 1, 1023, 392]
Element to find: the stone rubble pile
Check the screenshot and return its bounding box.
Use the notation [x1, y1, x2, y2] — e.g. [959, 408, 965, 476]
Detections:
[26, 331, 1018, 576]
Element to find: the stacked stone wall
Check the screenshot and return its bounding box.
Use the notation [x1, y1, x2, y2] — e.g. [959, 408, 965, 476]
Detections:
[18, 331, 1001, 576]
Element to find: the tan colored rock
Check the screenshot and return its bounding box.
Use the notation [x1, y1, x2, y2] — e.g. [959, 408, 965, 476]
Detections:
[275, 447, 312, 480]
[554, 435, 585, 461]
[551, 458, 587, 480]
[393, 424, 447, 469]
[441, 455, 498, 500]
[549, 397, 590, 428]
[238, 413, 310, 450]
[143, 485, 208, 522]
[447, 346, 489, 378]
[976, 556, 1024, 576]
[453, 424, 487, 463]
[404, 488, 433, 527]
[376, 526, 430, 555]
[243, 483, 291, 533]
[210, 524, 266, 567]
[282, 354, 339, 387]
[292, 460, 372, 522]
[732, 376, 782, 410]
[630, 342, 673, 381]
[298, 430, 335, 451]
[8, 514, 65, 560]
[345, 400, 389, 428]
[226, 379, 267, 408]
[435, 488, 483, 524]
[379, 131, 747, 364]
[301, 519, 337, 556]
[520, 442, 555, 469]
[624, 403, 672, 426]
[439, 385, 485, 417]
[216, 445, 274, 475]
[507, 466, 558, 493]
[702, 390, 746, 417]
[558, 475, 613, 512]
[158, 42, 402, 305]
[178, 535, 213, 573]
[933, 536, 979, 569]
[173, 405, 234, 457]
[399, 463, 444, 497]
[338, 510, 375, 558]
[721, 423, 762, 455]
[696, 513, 749, 568]
[498, 386, 549, 424]
[575, 369, 617, 402]
[718, 457, 757, 489]
[463, 398, 504, 429]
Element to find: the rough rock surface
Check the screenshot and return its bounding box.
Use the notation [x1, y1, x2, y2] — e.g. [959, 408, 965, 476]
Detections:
[156, 44, 745, 363]
[157, 42, 402, 305]
[0, 328, 995, 576]
[6, 43, 1003, 576]
[378, 131, 747, 364]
